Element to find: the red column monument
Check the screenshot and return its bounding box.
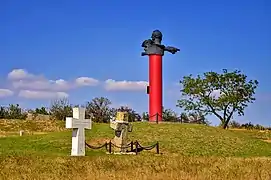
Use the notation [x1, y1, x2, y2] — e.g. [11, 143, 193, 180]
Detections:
[141, 30, 180, 122]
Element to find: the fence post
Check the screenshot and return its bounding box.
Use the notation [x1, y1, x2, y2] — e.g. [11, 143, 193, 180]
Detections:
[135, 141, 138, 155]
[109, 140, 112, 154]
[105, 142, 108, 152]
[131, 141, 134, 152]
[156, 142, 159, 154]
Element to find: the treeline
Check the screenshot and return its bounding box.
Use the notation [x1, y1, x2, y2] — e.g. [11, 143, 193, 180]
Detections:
[0, 97, 209, 125]
[142, 110, 210, 125]
[0, 97, 139, 123]
[0, 97, 269, 130]
[229, 121, 271, 130]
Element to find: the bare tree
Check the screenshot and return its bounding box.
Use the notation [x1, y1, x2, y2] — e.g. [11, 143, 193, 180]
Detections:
[49, 98, 72, 120]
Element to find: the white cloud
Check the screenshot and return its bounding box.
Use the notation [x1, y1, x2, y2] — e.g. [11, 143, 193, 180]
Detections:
[7, 69, 151, 94]
[0, 89, 14, 98]
[8, 69, 99, 91]
[104, 79, 148, 91]
[8, 69, 38, 80]
[18, 90, 68, 99]
[12, 79, 71, 91]
[75, 77, 99, 86]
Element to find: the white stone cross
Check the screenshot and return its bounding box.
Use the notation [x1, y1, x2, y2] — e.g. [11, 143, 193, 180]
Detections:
[66, 107, 92, 156]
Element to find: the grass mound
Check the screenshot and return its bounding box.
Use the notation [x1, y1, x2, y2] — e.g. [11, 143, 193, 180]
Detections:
[0, 121, 271, 179]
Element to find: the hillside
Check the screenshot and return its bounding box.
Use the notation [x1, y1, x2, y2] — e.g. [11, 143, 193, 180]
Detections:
[0, 120, 271, 179]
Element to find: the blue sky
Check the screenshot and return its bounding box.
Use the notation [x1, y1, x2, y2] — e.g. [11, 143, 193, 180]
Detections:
[1, 0, 270, 126]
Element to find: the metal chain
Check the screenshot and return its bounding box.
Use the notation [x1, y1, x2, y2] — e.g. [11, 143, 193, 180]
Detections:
[85, 142, 108, 149]
[85, 140, 160, 154]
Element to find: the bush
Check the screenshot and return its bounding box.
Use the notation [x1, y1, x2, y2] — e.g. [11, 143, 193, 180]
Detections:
[34, 107, 49, 115]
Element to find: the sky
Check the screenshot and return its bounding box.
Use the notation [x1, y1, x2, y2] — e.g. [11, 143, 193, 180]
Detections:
[1, 0, 270, 126]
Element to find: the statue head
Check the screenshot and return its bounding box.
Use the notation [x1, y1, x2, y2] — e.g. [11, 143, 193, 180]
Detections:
[151, 30, 163, 44]
[115, 111, 129, 123]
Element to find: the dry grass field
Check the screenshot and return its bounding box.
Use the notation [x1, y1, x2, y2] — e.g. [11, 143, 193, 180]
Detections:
[0, 119, 271, 180]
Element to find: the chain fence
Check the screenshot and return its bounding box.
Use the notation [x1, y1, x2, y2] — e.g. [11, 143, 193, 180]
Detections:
[85, 140, 159, 155]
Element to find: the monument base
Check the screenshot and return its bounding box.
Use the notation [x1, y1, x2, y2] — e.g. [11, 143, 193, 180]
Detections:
[70, 153, 85, 156]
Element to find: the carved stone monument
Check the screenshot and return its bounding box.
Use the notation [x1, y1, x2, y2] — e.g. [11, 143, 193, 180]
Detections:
[110, 111, 132, 153]
[66, 107, 92, 156]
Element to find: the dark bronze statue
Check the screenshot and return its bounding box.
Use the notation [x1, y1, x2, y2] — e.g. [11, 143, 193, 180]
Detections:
[141, 30, 180, 56]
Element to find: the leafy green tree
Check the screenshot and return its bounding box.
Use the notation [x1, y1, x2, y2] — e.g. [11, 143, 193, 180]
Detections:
[180, 112, 189, 123]
[141, 108, 179, 122]
[179, 112, 209, 125]
[0, 106, 7, 119]
[34, 107, 49, 115]
[3, 104, 28, 120]
[229, 120, 241, 128]
[241, 122, 254, 130]
[49, 98, 72, 120]
[142, 112, 149, 121]
[177, 69, 258, 129]
[85, 97, 114, 123]
[187, 112, 210, 125]
[162, 107, 179, 122]
[254, 124, 265, 130]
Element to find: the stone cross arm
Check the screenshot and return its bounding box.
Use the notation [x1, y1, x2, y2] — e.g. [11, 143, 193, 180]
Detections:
[66, 107, 91, 129]
[66, 117, 91, 129]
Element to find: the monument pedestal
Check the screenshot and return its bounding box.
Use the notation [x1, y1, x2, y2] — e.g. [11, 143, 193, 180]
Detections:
[106, 152, 136, 155]
[110, 111, 133, 153]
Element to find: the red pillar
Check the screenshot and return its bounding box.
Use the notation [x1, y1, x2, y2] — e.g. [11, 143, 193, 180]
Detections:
[141, 30, 180, 123]
[149, 54, 163, 122]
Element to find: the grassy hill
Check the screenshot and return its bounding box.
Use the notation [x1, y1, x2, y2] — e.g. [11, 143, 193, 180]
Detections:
[0, 120, 271, 180]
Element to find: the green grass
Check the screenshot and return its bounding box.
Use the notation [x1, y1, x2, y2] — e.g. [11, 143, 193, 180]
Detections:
[0, 120, 271, 179]
[1, 122, 270, 157]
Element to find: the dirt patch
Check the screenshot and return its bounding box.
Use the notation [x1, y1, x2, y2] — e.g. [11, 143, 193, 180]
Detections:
[0, 131, 49, 138]
[263, 139, 271, 143]
[0, 119, 65, 132]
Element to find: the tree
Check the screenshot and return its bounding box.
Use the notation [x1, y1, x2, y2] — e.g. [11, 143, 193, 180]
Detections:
[229, 120, 241, 128]
[177, 69, 258, 129]
[49, 98, 72, 120]
[0, 106, 7, 119]
[180, 112, 189, 123]
[0, 104, 28, 120]
[162, 108, 179, 122]
[142, 112, 149, 121]
[141, 108, 179, 122]
[179, 112, 210, 125]
[7, 104, 28, 119]
[254, 124, 265, 130]
[34, 107, 49, 115]
[187, 112, 210, 125]
[240, 122, 254, 130]
[85, 97, 114, 123]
